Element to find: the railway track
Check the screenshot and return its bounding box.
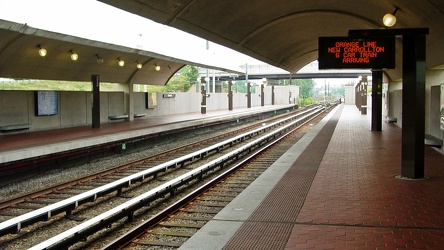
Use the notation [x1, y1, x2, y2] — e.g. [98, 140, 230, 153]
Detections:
[101, 106, 330, 250]
[0, 105, 329, 249]
[0, 106, 315, 212]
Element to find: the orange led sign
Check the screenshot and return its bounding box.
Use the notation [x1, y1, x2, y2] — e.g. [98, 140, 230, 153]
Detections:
[318, 36, 395, 69]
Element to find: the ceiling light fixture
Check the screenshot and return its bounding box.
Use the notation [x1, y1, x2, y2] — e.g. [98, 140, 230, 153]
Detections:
[136, 61, 143, 69]
[37, 44, 47, 57]
[383, 6, 399, 27]
[155, 63, 161, 71]
[117, 57, 125, 67]
[96, 54, 104, 64]
[69, 50, 78, 61]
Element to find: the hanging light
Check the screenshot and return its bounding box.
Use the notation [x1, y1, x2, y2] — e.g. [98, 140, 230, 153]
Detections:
[136, 61, 143, 69]
[37, 44, 47, 57]
[383, 7, 399, 27]
[117, 57, 125, 67]
[95, 54, 104, 64]
[69, 50, 78, 61]
[155, 63, 161, 71]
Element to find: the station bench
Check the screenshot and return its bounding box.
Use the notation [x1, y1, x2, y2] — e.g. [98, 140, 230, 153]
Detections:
[424, 134, 443, 147]
[0, 124, 31, 133]
[108, 115, 129, 120]
[385, 116, 397, 123]
[108, 114, 146, 120]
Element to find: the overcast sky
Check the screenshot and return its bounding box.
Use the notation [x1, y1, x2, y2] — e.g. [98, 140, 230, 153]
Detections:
[0, 0, 263, 69]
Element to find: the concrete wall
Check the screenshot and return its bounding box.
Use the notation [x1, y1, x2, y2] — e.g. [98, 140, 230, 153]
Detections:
[386, 69, 444, 152]
[388, 89, 403, 126]
[144, 92, 201, 117]
[0, 90, 29, 126]
[388, 70, 444, 132]
[0, 90, 126, 131]
[207, 93, 228, 111]
[264, 86, 272, 105]
[0, 85, 298, 132]
[430, 85, 442, 138]
[344, 86, 355, 105]
[273, 85, 299, 105]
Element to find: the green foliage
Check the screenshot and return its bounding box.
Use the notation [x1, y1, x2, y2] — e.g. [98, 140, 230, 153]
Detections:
[299, 97, 315, 107]
[164, 65, 198, 92]
[142, 85, 169, 92]
[0, 65, 200, 93]
[329, 84, 345, 97]
[0, 79, 116, 91]
[294, 79, 315, 99]
[221, 80, 257, 94]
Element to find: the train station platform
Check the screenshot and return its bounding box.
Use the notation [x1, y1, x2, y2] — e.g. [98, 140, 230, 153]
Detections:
[180, 104, 444, 250]
[0, 105, 295, 165]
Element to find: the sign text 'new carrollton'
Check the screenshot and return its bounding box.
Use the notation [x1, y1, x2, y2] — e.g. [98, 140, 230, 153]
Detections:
[318, 37, 395, 69]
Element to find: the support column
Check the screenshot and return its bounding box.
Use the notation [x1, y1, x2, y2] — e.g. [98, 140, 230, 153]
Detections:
[355, 84, 360, 110]
[228, 80, 233, 110]
[261, 84, 264, 106]
[360, 77, 367, 115]
[247, 82, 251, 108]
[348, 28, 429, 179]
[401, 34, 426, 179]
[128, 82, 134, 121]
[371, 70, 383, 131]
[272, 85, 275, 105]
[201, 84, 207, 114]
[91, 74, 100, 128]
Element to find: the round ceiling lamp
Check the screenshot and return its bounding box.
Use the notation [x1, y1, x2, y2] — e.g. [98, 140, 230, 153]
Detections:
[37, 45, 47, 57]
[70, 50, 79, 61]
[383, 7, 399, 27]
[117, 57, 125, 67]
[136, 61, 143, 69]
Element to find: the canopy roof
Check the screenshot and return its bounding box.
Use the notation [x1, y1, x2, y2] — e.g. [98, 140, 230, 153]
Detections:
[0, 20, 243, 85]
[99, 0, 444, 81]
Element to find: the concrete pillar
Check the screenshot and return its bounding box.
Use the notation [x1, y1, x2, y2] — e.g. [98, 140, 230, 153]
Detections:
[128, 82, 134, 121]
[371, 70, 383, 131]
[201, 81, 206, 114]
[355, 84, 361, 110]
[272, 85, 275, 105]
[348, 28, 429, 179]
[228, 80, 233, 111]
[401, 34, 426, 179]
[261, 84, 265, 106]
[91, 75, 100, 128]
[361, 77, 367, 115]
[247, 82, 251, 108]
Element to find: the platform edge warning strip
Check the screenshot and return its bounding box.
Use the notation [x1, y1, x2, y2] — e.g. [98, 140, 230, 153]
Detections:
[222, 105, 344, 250]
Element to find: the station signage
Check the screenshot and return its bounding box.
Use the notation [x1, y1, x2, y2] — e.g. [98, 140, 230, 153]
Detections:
[318, 36, 395, 69]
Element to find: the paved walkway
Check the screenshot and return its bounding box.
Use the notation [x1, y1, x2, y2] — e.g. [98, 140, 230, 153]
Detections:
[181, 104, 444, 249]
[0, 105, 293, 164]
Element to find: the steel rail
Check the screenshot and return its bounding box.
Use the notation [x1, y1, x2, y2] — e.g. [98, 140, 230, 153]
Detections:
[101, 107, 324, 250]
[28, 107, 324, 250]
[0, 106, 321, 237]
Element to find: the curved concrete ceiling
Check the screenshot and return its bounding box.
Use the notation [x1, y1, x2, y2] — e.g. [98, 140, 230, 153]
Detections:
[99, 0, 444, 81]
[0, 20, 243, 85]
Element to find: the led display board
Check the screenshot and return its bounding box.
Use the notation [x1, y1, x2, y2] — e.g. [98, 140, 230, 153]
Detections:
[318, 36, 395, 69]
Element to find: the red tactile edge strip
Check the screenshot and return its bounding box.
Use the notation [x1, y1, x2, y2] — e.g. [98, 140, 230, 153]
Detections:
[222, 106, 344, 250]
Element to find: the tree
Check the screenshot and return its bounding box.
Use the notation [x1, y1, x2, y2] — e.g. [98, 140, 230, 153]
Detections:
[166, 65, 199, 92]
[294, 79, 315, 99]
